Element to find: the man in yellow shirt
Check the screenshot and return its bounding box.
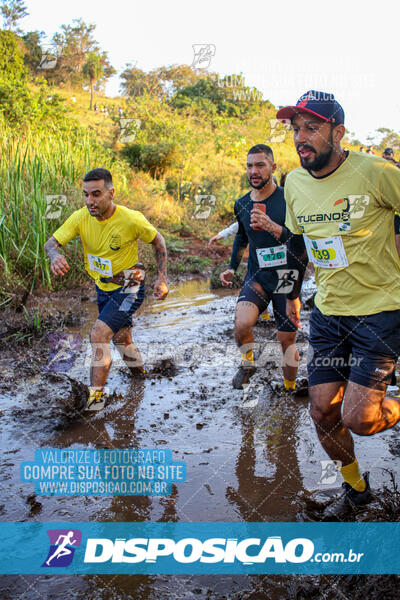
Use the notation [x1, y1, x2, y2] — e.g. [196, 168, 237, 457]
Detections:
[276, 91, 400, 516]
[45, 168, 168, 411]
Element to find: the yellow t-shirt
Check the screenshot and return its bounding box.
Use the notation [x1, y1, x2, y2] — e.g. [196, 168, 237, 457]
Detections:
[53, 205, 157, 291]
[285, 151, 400, 316]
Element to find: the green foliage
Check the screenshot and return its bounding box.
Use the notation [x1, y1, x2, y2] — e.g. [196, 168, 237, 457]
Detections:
[83, 51, 109, 109]
[22, 30, 45, 73]
[375, 127, 400, 153]
[0, 29, 26, 80]
[170, 75, 265, 118]
[120, 63, 202, 99]
[42, 18, 114, 90]
[122, 141, 179, 178]
[0, 121, 131, 303]
[0, 77, 71, 130]
[120, 65, 162, 98]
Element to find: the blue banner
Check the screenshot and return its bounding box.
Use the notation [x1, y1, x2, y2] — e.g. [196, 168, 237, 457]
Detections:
[0, 522, 398, 574]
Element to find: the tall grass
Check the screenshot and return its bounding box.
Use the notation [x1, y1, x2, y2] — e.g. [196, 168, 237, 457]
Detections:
[0, 122, 129, 304]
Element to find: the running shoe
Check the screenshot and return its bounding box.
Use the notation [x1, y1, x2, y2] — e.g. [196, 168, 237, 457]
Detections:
[232, 364, 256, 389]
[85, 389, 105, 412]
[128, 365, 146, 378]
[323, 472, 372, 520]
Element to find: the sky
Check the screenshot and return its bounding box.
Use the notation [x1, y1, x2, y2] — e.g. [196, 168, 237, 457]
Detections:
[20, 0, 400, 144]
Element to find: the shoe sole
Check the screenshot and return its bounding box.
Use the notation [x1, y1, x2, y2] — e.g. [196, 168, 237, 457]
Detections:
[84, 401, 105, 412]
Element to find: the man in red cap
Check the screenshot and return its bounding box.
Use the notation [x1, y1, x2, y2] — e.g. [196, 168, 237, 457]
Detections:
[277, 90, 400, 516]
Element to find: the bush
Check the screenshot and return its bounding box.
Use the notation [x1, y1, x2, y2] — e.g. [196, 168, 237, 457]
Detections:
[122, 141, 179, 178]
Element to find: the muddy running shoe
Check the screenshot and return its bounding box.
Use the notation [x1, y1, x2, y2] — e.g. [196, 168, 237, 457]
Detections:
[85, 389, 105, 412]
[232, 364, 256, 390]
[323, 472, 372, 520]
[128, 365, 146, 379]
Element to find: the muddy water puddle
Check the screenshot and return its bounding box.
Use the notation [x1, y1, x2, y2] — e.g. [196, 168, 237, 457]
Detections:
[1, 278, 400, 599]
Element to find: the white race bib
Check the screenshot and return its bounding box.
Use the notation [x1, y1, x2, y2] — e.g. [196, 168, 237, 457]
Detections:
[87, 254, 113, 276]
[304, 234, 348, 268]
[256, 245, 287, 268]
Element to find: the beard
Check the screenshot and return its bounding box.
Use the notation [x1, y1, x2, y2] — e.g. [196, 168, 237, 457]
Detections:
[248, 174, 271, 189]
[298, 131, 335, 172]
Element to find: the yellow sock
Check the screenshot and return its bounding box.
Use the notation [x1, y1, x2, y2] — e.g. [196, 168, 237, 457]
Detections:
[340, 459, 366, 492]
[284, 378, 296, 390]
[260, 310, 270, 320]
[88, 388, 103, 401]
[241, 349, 254, 363]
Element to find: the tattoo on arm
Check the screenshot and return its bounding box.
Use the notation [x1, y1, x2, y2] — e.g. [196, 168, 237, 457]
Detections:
[152, 234, 168, 279]
[44, 236, 62, 261]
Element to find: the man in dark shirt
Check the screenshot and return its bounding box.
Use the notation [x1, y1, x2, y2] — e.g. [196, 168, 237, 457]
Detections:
[220, 144, 298, 390]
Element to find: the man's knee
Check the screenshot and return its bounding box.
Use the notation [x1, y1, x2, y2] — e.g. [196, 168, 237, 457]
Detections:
[342, 411, 375, 436]
[309, 396, 341, 430]
[90, 320, 113, 344]
[90, 322, 113, 367]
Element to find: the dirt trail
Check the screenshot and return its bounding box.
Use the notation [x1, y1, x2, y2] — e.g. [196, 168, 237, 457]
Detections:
[1, 278, 400, 599]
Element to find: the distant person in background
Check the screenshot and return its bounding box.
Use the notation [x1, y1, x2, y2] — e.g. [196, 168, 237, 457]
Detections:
[382, 147, 400, 168]
[118, 107, 124, 118]
[94, 103, 99, 112]
[209, 221, 238, 245]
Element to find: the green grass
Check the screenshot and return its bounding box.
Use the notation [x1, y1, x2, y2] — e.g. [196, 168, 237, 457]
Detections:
[0, 121, 130, 303]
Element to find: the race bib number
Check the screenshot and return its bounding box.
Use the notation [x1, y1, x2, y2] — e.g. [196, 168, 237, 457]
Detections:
[256, 245, 287, 268]
[87, 254, 113, 276]
[304, 235, 348, 268]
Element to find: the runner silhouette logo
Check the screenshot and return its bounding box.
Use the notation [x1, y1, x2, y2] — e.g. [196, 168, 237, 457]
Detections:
[42, 529, 82, 567]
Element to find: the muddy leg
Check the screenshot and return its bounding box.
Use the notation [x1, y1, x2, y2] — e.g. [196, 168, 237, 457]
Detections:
[277, 330, 299, 382]
[112, 326, 144, 373]
[90, 319, 114, 389]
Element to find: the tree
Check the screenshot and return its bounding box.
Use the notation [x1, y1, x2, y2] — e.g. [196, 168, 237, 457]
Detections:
[120, 65, 162, 98]
[0, 29, 26, 80]
[83, 52, 103, 109]
[22, 30, 45, 73]
[0, 0, 27, 32]
[153, 64, 202, 98]
[50, 18, 99, 87]
[375, 127, 400, 153]
[170, 75, 264, 118]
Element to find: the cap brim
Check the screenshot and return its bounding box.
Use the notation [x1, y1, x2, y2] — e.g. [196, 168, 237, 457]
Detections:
[276, 106, 330, 122]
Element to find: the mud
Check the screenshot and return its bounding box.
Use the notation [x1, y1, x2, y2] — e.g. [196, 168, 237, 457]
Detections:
[1, 277, 400, 598]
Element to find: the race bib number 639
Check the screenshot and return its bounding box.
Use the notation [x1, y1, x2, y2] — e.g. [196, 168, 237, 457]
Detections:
[304, 235, 348, 268]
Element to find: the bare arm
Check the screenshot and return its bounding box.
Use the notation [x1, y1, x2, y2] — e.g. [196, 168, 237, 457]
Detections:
[44, 236, 70, 276]
[150, 232, 168, 299]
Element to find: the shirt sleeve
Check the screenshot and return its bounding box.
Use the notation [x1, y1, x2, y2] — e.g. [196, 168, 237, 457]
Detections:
[284, 181, 302, 235]
[52, 211, 80, 246]
[218, 221, 239, 239]
[131, 211, 157, 243]
[378, 161, 400, 212]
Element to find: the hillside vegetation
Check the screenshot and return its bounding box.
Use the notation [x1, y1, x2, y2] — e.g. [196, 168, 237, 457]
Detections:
[0, 12, 395, 304]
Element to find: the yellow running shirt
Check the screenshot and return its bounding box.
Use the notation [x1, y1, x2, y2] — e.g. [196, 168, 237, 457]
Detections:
[53, 205, 157, 291]
[285, 151, 400, 316]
